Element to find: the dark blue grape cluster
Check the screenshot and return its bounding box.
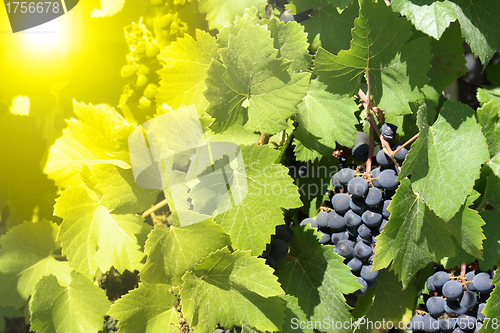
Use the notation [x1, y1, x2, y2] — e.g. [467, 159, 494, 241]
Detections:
[409, 269, 495, 332]
[260, 224, 294, 270]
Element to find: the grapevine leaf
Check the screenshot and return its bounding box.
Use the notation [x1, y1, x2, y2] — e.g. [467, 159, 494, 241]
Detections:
[140, 221, 231, 286]
[0, 306, 22, 332]
[399, 101, 489, 220]
[275, 225, 359, 333]
[157, 29, 219, 114]
[372, 179, 485, 288]
[108, 284, 179, 333]
[54, 187, 151, 278]
[205, 116, 260, 146]
[91, 0, 125, 17]
[480, 274, 500, 333]
[0, 220, 71, 308]
[391, 0, 500, 65]
[180, 248, 285, 333]
[478, 209, 500, 271]
[81, 164, 160, 214]
[425, 21, 467, 93]
[281, 295, 314, 333]
[288, 0, 358, 54]
[30, 272, 110, 333]
[314, 0, 431, 115]
[214, 145, 302, 255]
[326, 0, 355, 11]
[44, 101, 135, 188]
[293, 79, 358, 161]
[205, 21, 310, 134]
[477, 87, 500, 106]
[477, 99, 500, 158]
[198, 0, 264, 30]
[354, 270, 417, 333]
[267, 19, 312, 73]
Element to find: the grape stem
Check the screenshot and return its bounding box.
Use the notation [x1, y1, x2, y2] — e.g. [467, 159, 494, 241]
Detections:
[258, 133, 271, 145]
[366, 118, 374, 175]
[461, 262, 466, 280]
[141, 198, 169, 218]
[366, 113, 401, 172]
[391, 133, 419, 156]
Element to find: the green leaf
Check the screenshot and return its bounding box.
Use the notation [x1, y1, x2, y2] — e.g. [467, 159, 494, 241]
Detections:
[477, 99, 500, 158]
[293, 79, 358, 161]
[391, 0, 500, 65]
[326, 0, 355, 11]
[354, 270, 417, 333]
[81, 164, 160, 214]
[289, 0, 358, 55]
[267, 19, 312, 73]
[198, 0, 264, 30]
[44, 101, 135, 188]
[157, 29, 219, 114]
[314, 0, 431, 115]
[486, 62, 500, 87]
[0, 306, 23, 332]
[425, 21, 467, 93]
[54, 186, 151, 278]
[275, 225, 358, 333]
[0, 220, 71, 308]
[180, 248, 285, 333]
[205, 115, 260, 146]
[30, 272, 110, 333]
[205, 20, 310, 134]
[140, 221, 231, 286]
[108, 284, 179, 333]
[478, 209, 500, 271]
[281, 295, 314, 333]
[372, 179, 485, 288]
[399, 101, 490, 221]
[215, 145, 302, 255]
[478, 87, 500, 106]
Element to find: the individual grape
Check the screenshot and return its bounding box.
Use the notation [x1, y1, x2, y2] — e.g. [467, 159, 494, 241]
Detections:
[146, 43, 161, 58]
[353, 276, 368, 297]
[477, 303, 486, 320]
[422, 313, 440, 332]
[452, 328, 465, 333]
[381, 123, 397, 140]
[331, 193, 351, 214]
[357, 224, 371, 240]
[394, 143, 410, 162]
[159, 14, 173, 29]
[443, 280, 463, 299]
[263, 255, 276, 270]
[136, 74, 148, 87]
[331, 173, 344, 191]
[426, 279, 436, 293]
[473, 272, 494, 292]
[143, 83, 158, 99]
[350, 197, 366, 214]
[319, 231, 331, 244]
[379, 219, 388, 233]
[367, 279, 377, 290]
[315, 211, 329, 228]
[377, 169, 400, 190]
[426, 296, 445, 316]
[361, 210, 382, 227]
[409, 314, 424, 331]
[346, 257, 362, 272]
[352, 143, 369, 161]
[300, 218, 317, 228]
[459, 290, 477, 310]
[456, 314, 476, 331]
[327, 210, 346, 231]
[347, 177, 368, 197]
[360, 265, 379, 282]
[269, 238, 288, 261]
[354, 241, 372, 260]
[337, 168, 355, 184]
[376, 149, 393, 167]
[440, 318, 457, 332]
[365, 187, 383, 207]
[279, 9, 295, 23]
[331, 231, 349, 245]
[371, 167, 381, 188]
[335, 240, 354, 258]
[344, 210, 362, 228]
[445, 300, 469, 315]
[120, 64, 136, 78]
[430, 271, 450, 288]
[382, 200, 391, 219]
